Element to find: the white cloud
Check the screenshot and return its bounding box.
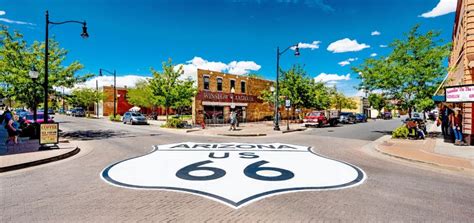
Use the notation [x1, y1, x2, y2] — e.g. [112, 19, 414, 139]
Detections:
[379, 44, 388, 48]
[176, 56, 261, 81]
[370, 53, 377, 57]
[292, 41, 321, 50]
[314, 73, 350, 83]
[327, 38, 370, 53]
[338, 57, 358, 66]
[0, 11, 5, 16]
[371, 31, 381, 36]
[74, 75, 150, 89]
[338, 61, 350, 66]
[420, 0, 456, 18]
[0, 18, 35, 26]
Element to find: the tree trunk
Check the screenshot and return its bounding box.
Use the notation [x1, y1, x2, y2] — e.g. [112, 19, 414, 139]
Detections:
[165, 106, 169, 121]
[408, 107, 412, 119]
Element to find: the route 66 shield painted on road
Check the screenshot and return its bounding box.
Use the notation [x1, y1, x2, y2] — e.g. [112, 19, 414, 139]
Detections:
[101, 142, 366, 208]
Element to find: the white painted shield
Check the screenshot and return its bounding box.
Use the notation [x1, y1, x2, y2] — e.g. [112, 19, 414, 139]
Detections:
[101, 142, 366, 208]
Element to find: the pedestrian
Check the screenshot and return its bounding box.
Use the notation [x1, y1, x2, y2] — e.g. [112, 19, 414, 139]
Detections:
[452, 108, 464, 146]
[5, 111, 19, 145]
[229, 111, 237, 131]
[440, 105, 449, 138]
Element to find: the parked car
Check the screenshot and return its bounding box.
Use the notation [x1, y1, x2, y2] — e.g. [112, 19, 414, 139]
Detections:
[355, 113, 368, 122]
[383, 112, 392, 120]
[303, 110, 339, 127]
[25, 112, 54, 124]
[71, 108, 86, 117]
[48, 108, 55, 114]
[339, 112, 356, 124]
[66, 109, 72, 116]
[122, 112, 148, 125]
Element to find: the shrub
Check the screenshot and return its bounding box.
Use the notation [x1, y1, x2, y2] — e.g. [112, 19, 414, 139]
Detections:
[164, 118, 184, 128]
[392, 125, 409, 139]
[109, 115, 122, 122]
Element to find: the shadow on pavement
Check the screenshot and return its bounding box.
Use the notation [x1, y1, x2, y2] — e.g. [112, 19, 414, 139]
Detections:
[371, 130, 393, 135]
[60, 130, 133, 141]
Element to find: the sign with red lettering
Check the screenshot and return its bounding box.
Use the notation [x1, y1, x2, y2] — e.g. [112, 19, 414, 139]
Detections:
[40, 123, 59, 145]
[446, 85, 474, 102]
[196, 91, 262, 103]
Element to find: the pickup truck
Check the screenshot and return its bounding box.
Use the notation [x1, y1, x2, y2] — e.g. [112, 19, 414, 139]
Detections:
[303, 110, 339, 128]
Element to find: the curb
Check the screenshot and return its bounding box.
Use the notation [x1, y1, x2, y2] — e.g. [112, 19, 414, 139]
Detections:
[0, 147, 81, 173]
[217, 133, 267, 137]
[282, 128, 306, 134]
[372, 137, 473, 172]
[186, 129, 201, 133]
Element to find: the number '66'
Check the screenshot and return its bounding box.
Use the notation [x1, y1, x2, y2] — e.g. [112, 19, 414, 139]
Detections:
[176, 160, 294, 181]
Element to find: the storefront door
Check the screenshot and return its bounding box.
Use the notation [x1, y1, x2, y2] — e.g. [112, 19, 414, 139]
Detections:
[204, 106, 224, 124]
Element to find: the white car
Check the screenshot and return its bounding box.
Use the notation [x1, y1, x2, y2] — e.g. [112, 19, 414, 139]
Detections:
[66, 110, 72, 116]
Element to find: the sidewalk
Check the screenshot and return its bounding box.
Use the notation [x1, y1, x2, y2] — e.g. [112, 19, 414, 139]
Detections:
[0, 126, 79, 173]
[156, 121, 307, 137]
[374, 123, 474, 173]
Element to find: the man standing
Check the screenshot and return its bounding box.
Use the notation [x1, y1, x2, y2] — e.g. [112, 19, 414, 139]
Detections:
[440, 105, 449, 139]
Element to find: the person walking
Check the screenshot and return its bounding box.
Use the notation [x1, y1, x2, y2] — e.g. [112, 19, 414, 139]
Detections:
[229, 111, 237, 131]
[440, 105, 449, 138]
[452, 108, 464, 145]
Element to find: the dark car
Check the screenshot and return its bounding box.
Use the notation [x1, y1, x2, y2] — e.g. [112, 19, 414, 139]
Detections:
[48, 108, 55, 114]
[71, 108, 86, 117]
[383, 112, 392, 120]
[339, 112, 356, 124]
[355, 113, 368, 122]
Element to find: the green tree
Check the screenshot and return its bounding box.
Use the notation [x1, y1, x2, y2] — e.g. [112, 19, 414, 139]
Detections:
[127, 79, 157, 109]
[353, 25, 450, 117]
[70, 88, 104, 116]
[0, 25, 90, 110]
[330, 88, 357, 111]
[368, 93, 386, 118]
[149, 59, 197, 121]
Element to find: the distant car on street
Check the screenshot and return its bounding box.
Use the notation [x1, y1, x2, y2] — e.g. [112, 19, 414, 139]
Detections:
[122, 112, 148, 125]
[339, 112, 356, 124]
[66, 109, 72, 116]
[25, 112, 54, 124]
[71, 108, 86, 117]
[355, 113, 368, 122]
[382, 112, 392, 120]
[303, 110, 339, 127]
[48, 108, 55, 115]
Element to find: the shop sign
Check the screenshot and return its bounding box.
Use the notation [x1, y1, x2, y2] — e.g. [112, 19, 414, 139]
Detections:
[40, 123, 59, 145]
[196, 91, 262, 103]
[101, 142, 366, 208]
[285, 99, 291, 108]
[446, 85, 474, 102]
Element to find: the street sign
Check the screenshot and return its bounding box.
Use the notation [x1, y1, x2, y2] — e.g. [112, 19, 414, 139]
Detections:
[285, 99, 291, 108]
[102, 142, 366, 208]
[39, 123, 59, 145]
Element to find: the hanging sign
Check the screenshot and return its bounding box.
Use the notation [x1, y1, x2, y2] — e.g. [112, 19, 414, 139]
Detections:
[446, 84, 474, 102]
[101, 142, 366, 208]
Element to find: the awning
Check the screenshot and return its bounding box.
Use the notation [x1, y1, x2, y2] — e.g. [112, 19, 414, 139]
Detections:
[432, 95, 445, 102]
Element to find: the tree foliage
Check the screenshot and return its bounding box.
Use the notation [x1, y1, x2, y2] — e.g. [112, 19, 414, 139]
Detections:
[69, 88, 104, 114]
[149, 59, 197, 120]
[127, 79, 157, 108]
[368, 93, 386, 116]
[0, 25, 90, 109]
[353, 25, 450, 115]
[330, 88, 357, 111]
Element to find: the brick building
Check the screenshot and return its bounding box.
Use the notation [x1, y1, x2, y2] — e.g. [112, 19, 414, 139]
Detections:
[435, 0, 474, 144]
[193, 69, 274, 125]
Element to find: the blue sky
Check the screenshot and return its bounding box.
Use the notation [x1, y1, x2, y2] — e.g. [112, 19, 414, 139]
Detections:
[0, 0, 456, 96]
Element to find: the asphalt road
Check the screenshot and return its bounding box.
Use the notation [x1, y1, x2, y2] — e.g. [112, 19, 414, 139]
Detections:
[1, 115, 473, 222]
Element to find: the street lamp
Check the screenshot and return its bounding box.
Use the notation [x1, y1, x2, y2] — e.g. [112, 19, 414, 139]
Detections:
[230, 87, 235, 110]
[44, 10, 88, 123]
[96, 72, 103, 118]
[99, 68, 117, 118]
[274, 43, 300, 131]
[29, 68, 39, 122]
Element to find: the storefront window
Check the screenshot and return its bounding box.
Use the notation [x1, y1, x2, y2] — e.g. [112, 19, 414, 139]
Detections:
[230, 80, 235, 91]
[204, 76, 210, 90]
[217, 78, 223, 91]
[241, 81, 246, 93]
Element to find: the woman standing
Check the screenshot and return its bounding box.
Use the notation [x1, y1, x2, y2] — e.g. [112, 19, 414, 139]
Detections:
[451, 108, 463, 145]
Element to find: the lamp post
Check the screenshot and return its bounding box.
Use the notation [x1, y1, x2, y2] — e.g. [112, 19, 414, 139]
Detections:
[230, 87, 235, 110]
[99, 69, 117, 117]
[274, 44, 300, 131]
[29, 68, 40, 122]
[96, 72, 103, 118]
[44, 10, 88, 123]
